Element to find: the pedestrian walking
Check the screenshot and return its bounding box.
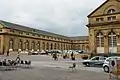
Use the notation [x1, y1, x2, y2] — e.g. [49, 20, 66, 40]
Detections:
[6, 50, 9, 56]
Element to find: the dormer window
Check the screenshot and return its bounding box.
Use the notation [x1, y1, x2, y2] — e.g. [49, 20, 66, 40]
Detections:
[107, 9, 115, 14]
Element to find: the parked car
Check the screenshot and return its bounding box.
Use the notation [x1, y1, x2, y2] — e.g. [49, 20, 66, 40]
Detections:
[103, 56, 120, 73]
[40, 50, 48, 55]
[82, 56, 107, 67]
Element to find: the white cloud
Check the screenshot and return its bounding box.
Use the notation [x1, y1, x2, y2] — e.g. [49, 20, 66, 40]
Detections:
[0, 0, 106, 36]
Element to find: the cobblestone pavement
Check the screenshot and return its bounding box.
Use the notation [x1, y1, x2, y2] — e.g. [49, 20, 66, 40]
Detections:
[0, 55, 109, 80]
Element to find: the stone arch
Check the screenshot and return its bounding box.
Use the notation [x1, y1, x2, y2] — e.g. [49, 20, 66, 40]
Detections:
[46, 42, 49, 50]
[42, 42, 45, 50]
[25, 40, 29, 50]
[106, 29, 117, 36]
[9, 38, 14, 51]
[50, 43, 53, 50]
[37, 41, 40, 51]
[18, 39, 23, 51]
[31, 41, 35, 51]
[95, 31, 104, 37]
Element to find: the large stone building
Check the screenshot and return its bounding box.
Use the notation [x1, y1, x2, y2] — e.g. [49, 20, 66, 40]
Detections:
[0, 20, 89, 55]
[87, 0, 120, 54]
[2, 0, 119, 56]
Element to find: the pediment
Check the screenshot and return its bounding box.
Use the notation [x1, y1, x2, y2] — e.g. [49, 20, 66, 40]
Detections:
[88, 0, 120, 17]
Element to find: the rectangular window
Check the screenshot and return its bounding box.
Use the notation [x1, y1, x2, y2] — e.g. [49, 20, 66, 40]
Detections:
[0, 29, 2, 32]
[108, 16, 116, 21]
[19, 32, 23, 35]
[10, 30, 15, 33]
[96, 18, 104, 21]
[32, 34, 35, 36]
[26, 33, 29, 35]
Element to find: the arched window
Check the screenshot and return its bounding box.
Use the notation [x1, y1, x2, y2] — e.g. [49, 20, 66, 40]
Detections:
[25, 40, 29, 50]
[54, 43, 56, 49]
[86, 45, 89, 52]
[61, 44, 63, 50]
[79, 45, 81, 50]
[108, 31, 116, 47]
[82, 45, 85, 50]
[18, 39, 22, 50]
[58, 44, 59, 50]
[66, 44, 68, 50]
[42, 42, 45, 50]
[9, 38, 14, 50]
[46, 42, 49, 50]
[51, 43, 53, 50]
[64, 44, 65, 50]
[32, 41, 35, 50]
[37, 42, 40, 50]
[69, 45, 71, 50]
[107, 9, 115, 14]
[96, 32, 104, 47]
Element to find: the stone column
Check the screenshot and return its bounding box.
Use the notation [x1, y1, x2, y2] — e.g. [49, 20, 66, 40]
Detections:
[117, 35, 120, 53]
[89, 28, 96, 53]
[104, 35, 109, 53]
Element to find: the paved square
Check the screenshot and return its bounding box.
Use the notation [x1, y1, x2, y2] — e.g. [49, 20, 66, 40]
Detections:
[0, 55, 109, 80]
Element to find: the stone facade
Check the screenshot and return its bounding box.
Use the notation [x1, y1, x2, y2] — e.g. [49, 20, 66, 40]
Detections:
[0, 21, 89, 55]
[87, 0, 120, 54]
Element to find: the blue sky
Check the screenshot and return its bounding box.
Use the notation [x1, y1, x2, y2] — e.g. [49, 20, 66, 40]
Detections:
[0, 0, 106, 36]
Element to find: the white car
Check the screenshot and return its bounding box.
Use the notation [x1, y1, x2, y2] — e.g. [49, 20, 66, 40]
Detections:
[103, 56, 120, 73]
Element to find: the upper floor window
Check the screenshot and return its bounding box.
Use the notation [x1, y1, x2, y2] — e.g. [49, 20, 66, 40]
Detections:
[32, 29, 36, 32]
[0, 29, 2, 32]
[19, 32, 23, 35]
[108, 16, 116, 21]
[107, 9, 115, 14]
[42, 35, 45, 38]
[96, 18, 104, 21]
[10, 30, 15, 33]
[32, 34, 35, 36]
[26, 33, 29, 35]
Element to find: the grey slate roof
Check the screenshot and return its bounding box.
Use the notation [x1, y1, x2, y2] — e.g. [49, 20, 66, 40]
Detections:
[0, 20, 69, 39]
[70, 36, 88, 40]
[0, 20, 88, 40]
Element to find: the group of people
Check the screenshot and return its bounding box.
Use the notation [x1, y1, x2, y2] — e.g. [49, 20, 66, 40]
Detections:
[52, 52, 76, 61]
[4, 50, 21, 63]
[52, 53, 58, 60]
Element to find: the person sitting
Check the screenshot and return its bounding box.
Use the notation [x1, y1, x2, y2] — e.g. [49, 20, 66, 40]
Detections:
[71, 56, 76, 60]
[15, 54, 21, 62]
[53, 53, 58, 60]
